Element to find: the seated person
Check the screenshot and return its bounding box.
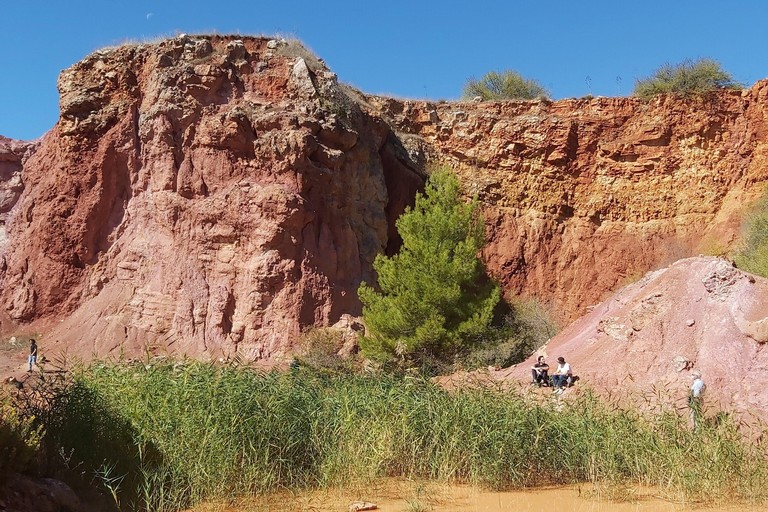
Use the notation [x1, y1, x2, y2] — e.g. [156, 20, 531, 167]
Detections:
[551, 356, 572, 390]
[530, 356, 549, 386]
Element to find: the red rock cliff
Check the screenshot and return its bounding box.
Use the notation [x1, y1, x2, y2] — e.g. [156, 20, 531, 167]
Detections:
[371, 86, 768, 321]
[0, 36, 422, 359]
[2, 35, 768, 360]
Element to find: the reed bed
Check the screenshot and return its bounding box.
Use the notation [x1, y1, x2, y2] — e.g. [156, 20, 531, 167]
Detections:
[25, 361, 768, 511]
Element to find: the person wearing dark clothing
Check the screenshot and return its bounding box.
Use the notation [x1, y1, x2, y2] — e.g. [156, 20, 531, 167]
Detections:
[28, 340, 37, 372]
[530, 356, 549, 386]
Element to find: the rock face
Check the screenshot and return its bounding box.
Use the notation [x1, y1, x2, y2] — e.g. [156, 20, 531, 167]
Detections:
[2, 35, 768, 361]
[513, 257, 768, 421]
[0, 36, 423, 360]
[371, 88, 768, 322]
[0, 473, 85, 512]
[0, 136, 36, 250]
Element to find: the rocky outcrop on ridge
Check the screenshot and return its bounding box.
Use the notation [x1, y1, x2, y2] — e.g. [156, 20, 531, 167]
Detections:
[2, 34, 768, 362]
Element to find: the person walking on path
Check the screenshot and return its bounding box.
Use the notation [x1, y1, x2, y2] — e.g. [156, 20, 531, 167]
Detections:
[689, 369, 705, 431]
[27, 339, 37, 372]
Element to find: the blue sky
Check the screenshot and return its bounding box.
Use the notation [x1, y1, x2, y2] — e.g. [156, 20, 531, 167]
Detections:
[2, 1, 767, 140]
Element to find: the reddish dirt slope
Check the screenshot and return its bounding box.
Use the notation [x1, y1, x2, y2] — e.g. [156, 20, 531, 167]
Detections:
[503, 256, 768, 420]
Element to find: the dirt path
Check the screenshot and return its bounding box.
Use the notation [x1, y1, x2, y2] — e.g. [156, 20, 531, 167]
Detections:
[0, 335, 33, 385]
[186, 479, 764, 512]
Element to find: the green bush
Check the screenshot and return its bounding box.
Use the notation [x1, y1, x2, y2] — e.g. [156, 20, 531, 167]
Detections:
[461, 298, 559, 370]
[0, 392, 42, 480]
[19, 376, 147, 510]
[358, 168, 500, 369]
[25, 362, 768, 510]
[633, 58, 740, 99]
[463, 70, 549, 101]
[734, 192, 768, 277]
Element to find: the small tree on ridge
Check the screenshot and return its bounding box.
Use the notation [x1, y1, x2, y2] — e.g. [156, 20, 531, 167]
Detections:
[633, 58, 740, 99]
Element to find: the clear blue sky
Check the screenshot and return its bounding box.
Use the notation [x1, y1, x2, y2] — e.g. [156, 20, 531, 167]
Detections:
[2, 1, 767, 140]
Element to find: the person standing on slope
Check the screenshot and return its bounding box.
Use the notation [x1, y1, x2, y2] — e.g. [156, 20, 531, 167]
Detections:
[28, 339, 37, 372]
[689, 369, 706, 431]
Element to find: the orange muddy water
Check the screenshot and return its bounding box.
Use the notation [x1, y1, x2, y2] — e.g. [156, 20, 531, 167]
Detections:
[188, 479, 764, 512]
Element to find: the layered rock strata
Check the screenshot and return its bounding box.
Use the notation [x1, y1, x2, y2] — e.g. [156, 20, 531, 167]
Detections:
[371, 84, 768, 320]
[0, 36, 422, 359]
[3, 35, 768, 360]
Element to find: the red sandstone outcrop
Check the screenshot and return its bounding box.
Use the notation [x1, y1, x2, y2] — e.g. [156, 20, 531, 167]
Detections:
[0, 36, 422, 360]
[0, 135, 36, 245]
[0, 136, 38, 335]
[3, 34, 768, 362]
[371, 87, 768, 322]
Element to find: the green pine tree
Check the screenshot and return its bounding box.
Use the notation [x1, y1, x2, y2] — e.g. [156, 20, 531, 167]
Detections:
[358, 169, 500, 368]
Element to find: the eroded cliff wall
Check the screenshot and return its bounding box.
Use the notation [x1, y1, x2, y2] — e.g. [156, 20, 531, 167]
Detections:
[372, 86, 768, 319]
[2, 35, 768, 360]
[0, 36, 423, 359]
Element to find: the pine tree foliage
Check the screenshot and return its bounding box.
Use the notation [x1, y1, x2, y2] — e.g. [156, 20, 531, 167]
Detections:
[358, 169, 500, 366]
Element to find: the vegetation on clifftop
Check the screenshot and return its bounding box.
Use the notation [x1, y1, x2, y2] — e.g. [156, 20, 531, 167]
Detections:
[463, 70, 549, 101]
[633, 58, 741, 99]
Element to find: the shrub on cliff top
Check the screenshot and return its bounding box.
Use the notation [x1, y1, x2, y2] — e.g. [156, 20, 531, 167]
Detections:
[633, 58, 740, 99]
[358, 168, 500, 369]
[463, 70, 549, 101]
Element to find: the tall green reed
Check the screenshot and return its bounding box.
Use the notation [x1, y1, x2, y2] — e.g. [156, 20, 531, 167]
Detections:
[27, 361, 768, 511]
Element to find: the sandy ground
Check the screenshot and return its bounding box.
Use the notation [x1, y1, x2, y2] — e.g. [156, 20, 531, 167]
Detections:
[186, 479, 764, 512]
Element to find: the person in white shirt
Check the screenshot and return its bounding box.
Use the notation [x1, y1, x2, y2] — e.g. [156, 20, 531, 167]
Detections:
[551, 356, 571, 392]
[689, 370, 705, 431]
